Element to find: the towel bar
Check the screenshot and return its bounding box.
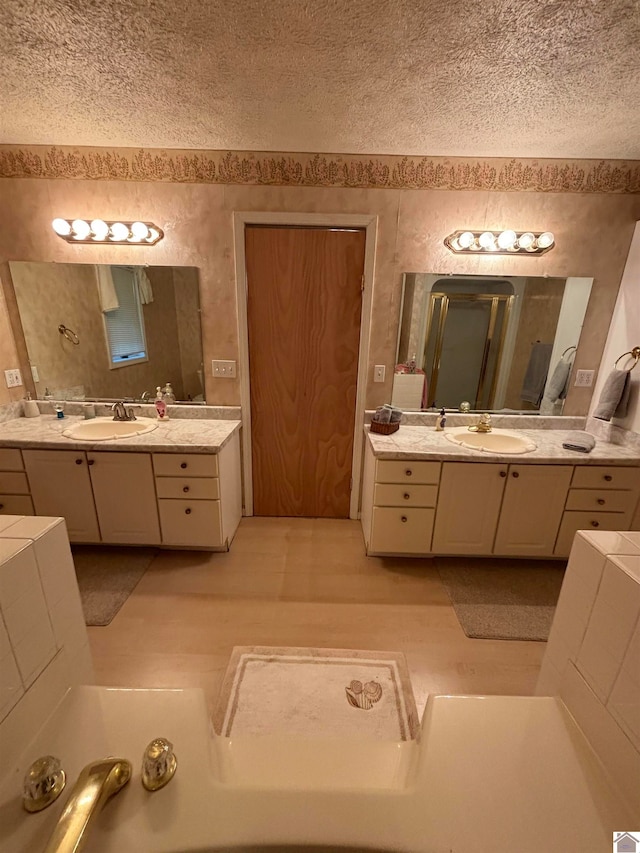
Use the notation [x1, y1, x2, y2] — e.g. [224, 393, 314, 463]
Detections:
[58, 324, 80, 345]
[614, 347, 640, 370]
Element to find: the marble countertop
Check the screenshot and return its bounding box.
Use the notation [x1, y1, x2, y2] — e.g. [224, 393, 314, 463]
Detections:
[367, 426, 640, 465]
[0, 415, 241, 453]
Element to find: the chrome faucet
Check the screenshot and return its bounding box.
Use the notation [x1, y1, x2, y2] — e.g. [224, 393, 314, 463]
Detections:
[42, 757, 131, 853]
[112, 401, 137, 422]
[469, 413, 492, 433]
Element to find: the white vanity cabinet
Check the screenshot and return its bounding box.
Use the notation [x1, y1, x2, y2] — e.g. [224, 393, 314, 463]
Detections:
[0, 448, 34, 517]
[22, 449, 159, 543]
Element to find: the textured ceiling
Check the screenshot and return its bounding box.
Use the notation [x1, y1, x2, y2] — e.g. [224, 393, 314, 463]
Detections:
[1, 0, 639, 159]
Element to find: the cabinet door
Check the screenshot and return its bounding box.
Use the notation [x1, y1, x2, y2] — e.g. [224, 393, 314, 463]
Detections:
[494, 465, 573, 556]
[22, 450, 100, 542]
[88, 452, 160, 544]
[432, 463, 506, 555]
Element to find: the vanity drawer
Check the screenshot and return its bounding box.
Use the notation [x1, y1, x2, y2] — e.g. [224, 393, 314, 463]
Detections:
[554, 510, 629, 557]
[155, 477, 220, 500]
[0, 495, 34, 515]
[376, 460, 440, 485]
[571, 466, 640, 490]
[369, 507, 435, 554]
[373, 483, 438, 508]
[0, 472, 30, 494]
[565, 488, 637, 514]
[0, 449, 24, 471]
[153, 453, 218, 478]
[158, 498, 223, 548]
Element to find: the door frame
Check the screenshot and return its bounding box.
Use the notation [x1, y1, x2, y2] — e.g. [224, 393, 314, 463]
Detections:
[233, 211, 378, 519]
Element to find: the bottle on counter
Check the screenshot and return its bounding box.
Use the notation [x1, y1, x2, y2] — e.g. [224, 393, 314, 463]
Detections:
[162, 383, 176, 405]
[23, 392, 40, 418]
[155, 386, 168, 420]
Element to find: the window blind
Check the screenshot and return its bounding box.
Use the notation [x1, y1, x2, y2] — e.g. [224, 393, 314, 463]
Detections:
[104, 267, 147, 363]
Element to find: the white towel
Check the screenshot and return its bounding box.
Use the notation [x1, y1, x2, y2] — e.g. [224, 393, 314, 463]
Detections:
[96, 265, 119, 312]
[135, 268, 154, 304]
[593, 370, 631, 421]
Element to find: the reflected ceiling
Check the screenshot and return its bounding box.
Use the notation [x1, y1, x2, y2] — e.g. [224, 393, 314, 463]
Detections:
[0, 0, 639, 158]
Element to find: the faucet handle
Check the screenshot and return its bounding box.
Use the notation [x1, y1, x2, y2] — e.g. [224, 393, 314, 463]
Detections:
[22, 755, 66, 812]
[141, 737, 177, 791]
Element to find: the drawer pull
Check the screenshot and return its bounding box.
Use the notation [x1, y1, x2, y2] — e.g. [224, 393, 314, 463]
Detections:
[183, 486, 190, 493]
[591, 520, 600, 528]
[88, 459, 95, 466]
[500, 471, 507, 478]
[403, 493, 410, 500]
[401, 515, 408, 523]
[0, 504, 3, 510]
[75, 458, 83, 465]
[512, 471, 519, 479]
[180, 462, 188, 469]
[604, 475, 612, 482]
[405, 469, 412, 477]
[597, 498, 605, 505]
[185, 508, 192, 515]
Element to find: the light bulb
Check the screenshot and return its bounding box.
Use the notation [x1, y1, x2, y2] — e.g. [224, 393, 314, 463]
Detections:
[457, 231, 475, 249]
[497, 230, 517, 250]
[479, 231, 496, 250]
[537, 231, 554, 249]
[146, 227, 160, 243]
[131, 221, 149, 240]
[518, 232, 535, 250]
[71, 219, 91, 239]
[110, 222, 129, 241]
[90, 219, 109, 240]
[52, 218, 71, 236]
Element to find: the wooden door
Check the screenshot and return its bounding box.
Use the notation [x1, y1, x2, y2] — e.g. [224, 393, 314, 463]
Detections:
[494, 465, 573, 556]
[88, 452, 161, 544]
[432, 462, 506, 554]
[246, 226, 365, 517]
[22, 450, 100, 542]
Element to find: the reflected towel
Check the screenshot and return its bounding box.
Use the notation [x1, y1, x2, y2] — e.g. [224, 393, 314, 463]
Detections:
[544, 355, 572, 403]
[593, 370, 631, 421]
[95, 265, 118, 312]
[521, 343, 553, 405]
[135, 268, 153, 304]
[561, 431, 596, 453]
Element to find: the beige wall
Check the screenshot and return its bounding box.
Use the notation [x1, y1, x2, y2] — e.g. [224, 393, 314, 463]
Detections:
[0, 178, 638, 411]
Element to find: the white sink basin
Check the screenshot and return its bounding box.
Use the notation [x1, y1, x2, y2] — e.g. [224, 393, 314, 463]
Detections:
[445, 427, 537, 454]
[63, 417, 158, 441]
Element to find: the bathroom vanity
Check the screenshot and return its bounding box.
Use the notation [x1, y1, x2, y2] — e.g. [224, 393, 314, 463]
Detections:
[0, 418, 242, 550]
[361, 426, 640, 558]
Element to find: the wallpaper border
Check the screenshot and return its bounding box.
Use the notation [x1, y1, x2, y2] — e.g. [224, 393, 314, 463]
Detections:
[0, 145, 639, 193]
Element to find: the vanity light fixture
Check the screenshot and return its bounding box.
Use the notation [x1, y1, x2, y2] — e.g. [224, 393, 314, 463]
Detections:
[51, 219, 164, 245]
[445, 230, 555, 255]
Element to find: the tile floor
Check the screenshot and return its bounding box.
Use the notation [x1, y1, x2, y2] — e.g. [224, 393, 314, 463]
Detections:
[88, 518, 548, 717]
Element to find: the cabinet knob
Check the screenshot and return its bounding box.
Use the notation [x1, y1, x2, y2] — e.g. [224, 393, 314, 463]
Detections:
[400, 515, 408, 523]
[183, 486, 190, 493]
[512, 471, 520, 479]
[597, 498, 605, 505]
[185, 508, 192, 515]
[499, 471, 507, 478]
[75, 458, 83, 465]
[591, 520, 600, 528]
[180, 462, 188, 469]
[0, 504, 4, 510]
[403, 493, 410, 500]
[88, 459, 95, 466]
[604, 475, 612, 482]
[405, 469, 412, 477]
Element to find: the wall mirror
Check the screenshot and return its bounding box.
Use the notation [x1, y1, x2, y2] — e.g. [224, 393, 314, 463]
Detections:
[7, 262, 204, 404]
[394, 273, 593, 414]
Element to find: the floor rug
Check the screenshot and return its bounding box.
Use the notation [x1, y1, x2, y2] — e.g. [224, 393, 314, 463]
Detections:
[438, 559, 566, 641]
[213, 646, 420, 741]
[72, 545, 158, 626]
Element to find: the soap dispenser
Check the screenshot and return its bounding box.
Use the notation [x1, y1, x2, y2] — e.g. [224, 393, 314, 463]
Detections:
[155, 386, 168, 420]
[435, 407, 446, 431]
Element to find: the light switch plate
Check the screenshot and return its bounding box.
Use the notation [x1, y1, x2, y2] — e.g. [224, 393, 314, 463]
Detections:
[575, 369, 595, 387]
[212, 360, 237, 378]
[374, 365, 386, 383]
[31, 365, 40, 383]
[4, 368, 23, 388]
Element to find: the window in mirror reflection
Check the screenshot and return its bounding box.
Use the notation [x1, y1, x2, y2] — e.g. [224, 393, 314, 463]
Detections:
[8, 262, 205, 404]
[394, 273, 593, 414]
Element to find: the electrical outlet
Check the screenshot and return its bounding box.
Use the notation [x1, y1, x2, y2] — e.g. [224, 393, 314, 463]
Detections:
[4, 368, 23, 388]
[373, 365, 386, 383]
[574, 369, 595, 388]
[212, 360, 237, 378]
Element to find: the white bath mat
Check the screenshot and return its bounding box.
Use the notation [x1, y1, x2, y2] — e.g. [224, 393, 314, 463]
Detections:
[213, 646, 419, 741]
